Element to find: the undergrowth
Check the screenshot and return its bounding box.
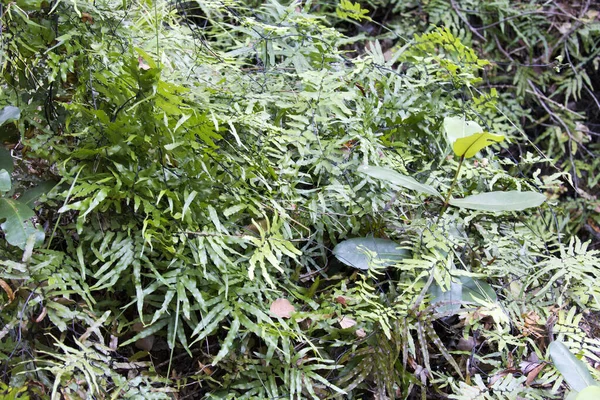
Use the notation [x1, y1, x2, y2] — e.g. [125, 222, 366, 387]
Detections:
[0, 0, 599, 399]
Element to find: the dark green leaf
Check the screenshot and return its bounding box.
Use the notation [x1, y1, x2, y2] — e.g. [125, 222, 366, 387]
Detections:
[0, 147, 13, 173]
[19, 181, 58, 206]
[0, 170, 11, 192]
[333, 237, 411, 270]
[0, 106, 21, 126]
[0, 198, 44, 249]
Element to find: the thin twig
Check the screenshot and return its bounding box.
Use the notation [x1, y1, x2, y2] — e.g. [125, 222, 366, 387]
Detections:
[450, 0, 486, 42]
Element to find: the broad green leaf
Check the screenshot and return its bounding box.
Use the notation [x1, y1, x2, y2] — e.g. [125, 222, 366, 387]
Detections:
[430, 279, 463, 313]
[333, 237, 411, 270]
[443, 116, 484, 145]
[576, 385, 600, 400]
[357, 165, 442, 198]
[461, 277, 497, 303]
[549, 340, 597, 392]
[0, 198, 44, 249]
[453, 132, 505, 158]
[449, 191, 546, 212]
[18, 181, 58, 206]
[0, 147, 13, 173]
[0, 106, 20, 126]
[0, 169, 11, 192]
[430, 277, 497, 313]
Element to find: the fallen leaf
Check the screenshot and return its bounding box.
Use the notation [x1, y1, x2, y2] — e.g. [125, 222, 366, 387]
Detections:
[81, 12, 94, 24]
[456, 336, 477, 351]
[270, 298, 295, 318]
[523, 361, 546, 385]
[334, 296, 348, 306]
[339, 316, 357, 329]
[0, 279, 14, 303]
[198, 361, 213, 376]
[135, 335, 155, 351]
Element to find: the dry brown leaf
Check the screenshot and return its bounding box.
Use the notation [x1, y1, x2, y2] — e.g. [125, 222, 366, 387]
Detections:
[270, 298, 295, 319]
[135, 335, 155, 352]
[338, 316, 356, 329]
[81, 12, 94, 24]
[334, 296, 348, 306]
[456, 336, 477, 351]
[0, 279, 14, 303]
[524, 362, 546, 386]
[198, 361, 213, 376]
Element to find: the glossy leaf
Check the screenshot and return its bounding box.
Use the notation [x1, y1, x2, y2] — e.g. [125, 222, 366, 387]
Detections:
[18, 181, 58, 206]
[431, 277, 497, 313]
[461, 277, 497, 303]
[333, 237, 411, 270]
[549, 340, 597, 392]
[449, 191, 546, 212]
[357, 165, 442, 198]
[443, 116, 484, 145]
[0, 106, 20, 126]
[453, 132, 505, 158]
[0, 147, 13, 173]
[576, 385, 600, 400]
[0, 198, 44, 249]
[0, 170, 11, 192]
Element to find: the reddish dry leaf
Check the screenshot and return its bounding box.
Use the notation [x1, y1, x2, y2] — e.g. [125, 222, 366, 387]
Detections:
[197, 361, 213, 376]
[270, 298, 295, 319]
[334, 296, 348, 306]
[81, 12, 94, 24]
[135, 335, 155, 352]
[456, 336, 477, 351]
[339, 316, 356, 329]
[525, 362, 546, 386]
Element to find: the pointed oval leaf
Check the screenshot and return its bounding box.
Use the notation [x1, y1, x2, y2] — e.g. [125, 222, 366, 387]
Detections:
[449, 191, 546, 212]
[549, 340, 597, 392]
[0, 106, 20, 126]
[357, 165, 442, 198]
[453, 132, 505, 158]
[461, 277, 497, 303]
[333, 237, 411, 270]
[443, 116, 484, 145]
[430, 279, 463, 313]
[0, 147, 14, 173]
[18, 181, 58, 206]
[0, 169, 11, 192]
[0, 198, 44, 249]
[576, 385, 600, 400]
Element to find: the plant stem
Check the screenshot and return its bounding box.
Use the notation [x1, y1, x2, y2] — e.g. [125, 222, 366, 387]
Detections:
[437, 155, 465, 221]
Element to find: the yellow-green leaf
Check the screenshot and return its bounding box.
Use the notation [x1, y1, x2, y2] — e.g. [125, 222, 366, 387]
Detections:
[453, 132, 505, 158]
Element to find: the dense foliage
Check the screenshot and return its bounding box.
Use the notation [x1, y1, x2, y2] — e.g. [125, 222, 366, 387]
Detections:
[1, 0, 599, 399]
